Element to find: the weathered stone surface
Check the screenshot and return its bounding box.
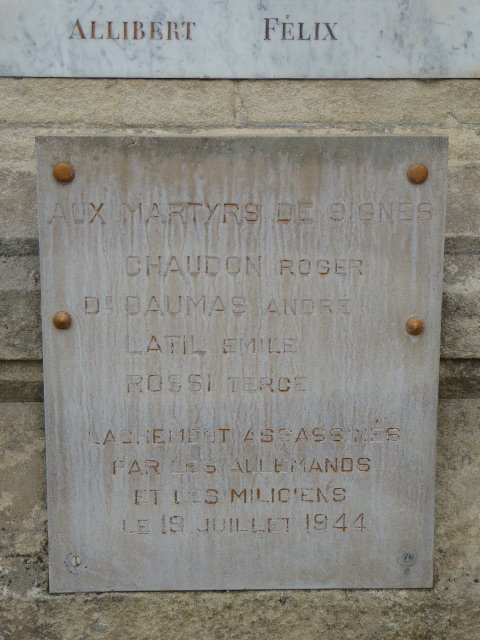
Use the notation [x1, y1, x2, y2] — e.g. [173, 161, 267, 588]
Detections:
[0, 584, 478, 640]
[0, 291, 42, 360]
[0, 79, 236, 127]
[237, 80, 480, 127]
[36, 135, 448, 591]
[0, 262, 41, 361]
[0, 238, 38, 257]
[0, 400, 478, 639]
[439, 359, 480, 398]
[0, 403, 46, 558]
[0, 256, 41, 360]
[0, 361, 43, 402]
[0, 256, 39, 291]
[435, 400, 480, 577]
[442, 253, 480, 358]
[0, 169, 37, 240]
[445, 234, 480, 255]
[0, 73, 479, 637]
[1, 79, 480, 127]
[447, 161, 480, 236]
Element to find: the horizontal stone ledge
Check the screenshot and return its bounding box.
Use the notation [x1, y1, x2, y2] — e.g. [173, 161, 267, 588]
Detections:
[439, 359, 480, 398]
[0, 78, 237, 128]
[2, 79, 480, 128]
[444, 235, 480, 254]
[0, 361, 43, 402]
[0, 238, 39, 257]
[237, 80, 480, 127]
[0, 358, 477, 403]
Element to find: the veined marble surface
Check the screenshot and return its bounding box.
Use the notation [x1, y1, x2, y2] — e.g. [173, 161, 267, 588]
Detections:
[0, 0, 479, 78]
[37, 136, 447, 591]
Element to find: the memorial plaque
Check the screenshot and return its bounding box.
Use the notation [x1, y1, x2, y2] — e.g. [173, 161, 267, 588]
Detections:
[37, 136, 447, 592]
[2, 1, 480, 79]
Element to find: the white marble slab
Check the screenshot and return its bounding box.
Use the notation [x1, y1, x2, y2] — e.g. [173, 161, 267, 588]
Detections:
[37, 136, 447, 591]
[1, 0, 479, 78]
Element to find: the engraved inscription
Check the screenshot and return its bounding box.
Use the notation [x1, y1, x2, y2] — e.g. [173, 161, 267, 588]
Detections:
[69, 19, 196, 41]
[37, 136, 447, 591]
[3, 1, 480, 80]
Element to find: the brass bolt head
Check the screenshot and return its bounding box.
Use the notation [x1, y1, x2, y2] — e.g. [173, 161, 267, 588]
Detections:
[406, 316, 424, 336]
[53, 311, 72, 330]
[52, 162, 75, 183]
[407, 164, 428, 184]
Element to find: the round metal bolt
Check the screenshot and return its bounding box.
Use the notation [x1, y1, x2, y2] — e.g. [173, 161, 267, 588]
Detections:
[53, 311, 72, 330]
[407, 163, 428, 184]
[52, 161, 75, 183]
[406, 316, 424, 336]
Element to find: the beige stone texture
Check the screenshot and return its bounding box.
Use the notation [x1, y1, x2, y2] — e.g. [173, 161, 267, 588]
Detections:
[442, 253, 480, 358]
[0, 361, 43, 402]
[0, 78, 479, 637]
[0, 254, 41, 359]
[236, 81, 480, 127]
[0, 79, 237, 128]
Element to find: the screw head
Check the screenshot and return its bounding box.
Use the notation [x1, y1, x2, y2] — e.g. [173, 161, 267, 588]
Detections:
[53, 311, 72, 330]
[398, 551, 417, 572]
[64, 552, 87, 574]
[406, 316, 424, 336]
[71, 555, 82, 567]
[52, 161, 75, 183]
[407, 163, 428, 184]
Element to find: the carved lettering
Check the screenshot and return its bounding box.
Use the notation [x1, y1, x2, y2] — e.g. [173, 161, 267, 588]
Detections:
[68, 19, 196, 41]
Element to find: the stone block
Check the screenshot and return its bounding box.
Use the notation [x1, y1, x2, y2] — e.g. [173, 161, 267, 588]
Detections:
[442, 253, 480, 358]
[0, 169, 37, 240]
[237, 80, 480, 127]
[0, 291, 41, 360]
[0, 361, 43, 402]
[0, 403, 46, 559]
[447, 161, 480, 236]
[0, 79, 236, 127]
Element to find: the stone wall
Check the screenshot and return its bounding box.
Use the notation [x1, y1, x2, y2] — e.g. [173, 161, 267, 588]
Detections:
[0, 78, 479, 639]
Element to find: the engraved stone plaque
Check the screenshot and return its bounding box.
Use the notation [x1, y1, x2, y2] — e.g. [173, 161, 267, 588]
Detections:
[2, 1, 480, 78]
[37, 137, 447, 592]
